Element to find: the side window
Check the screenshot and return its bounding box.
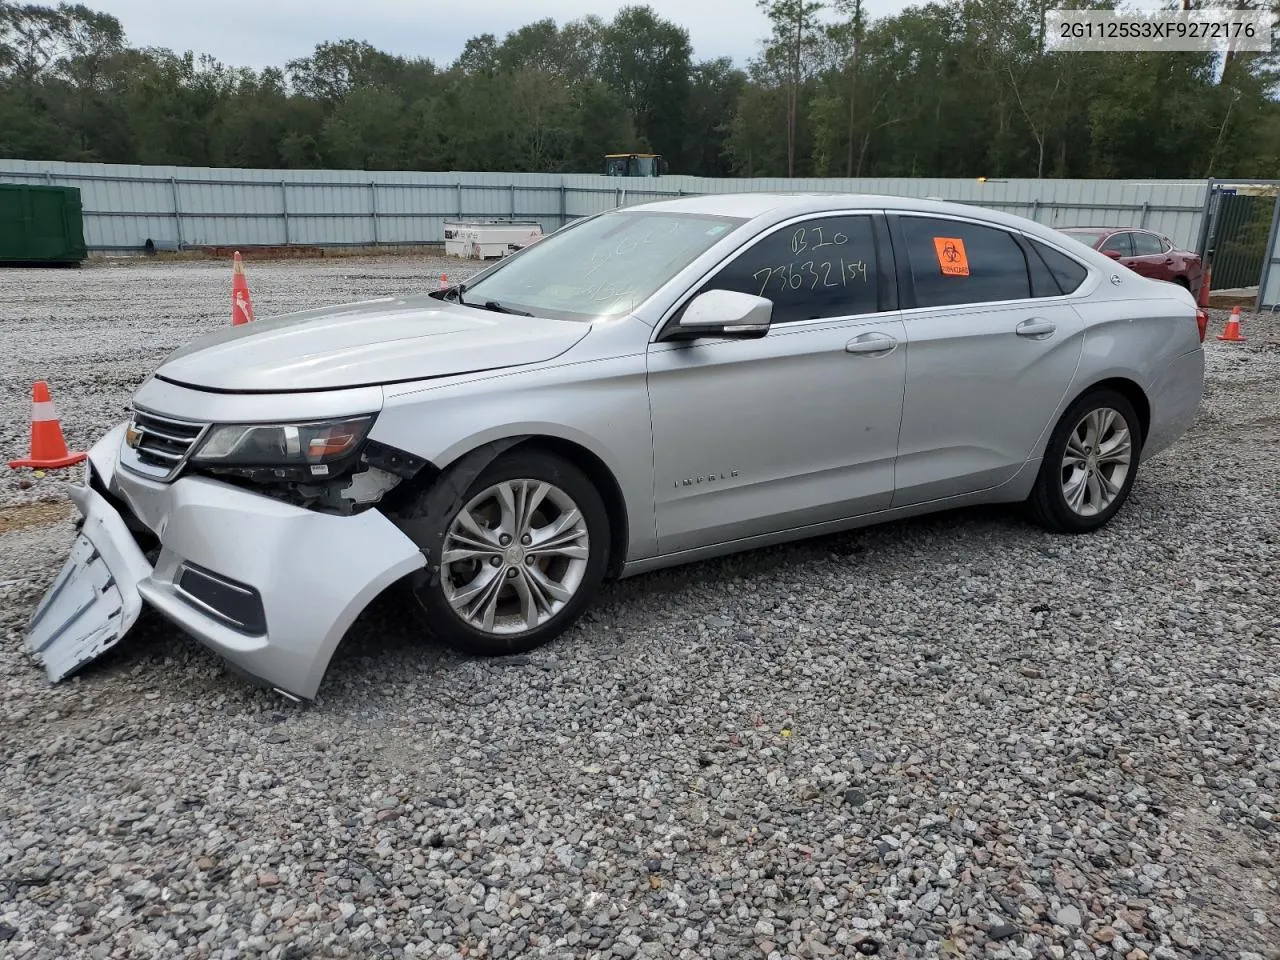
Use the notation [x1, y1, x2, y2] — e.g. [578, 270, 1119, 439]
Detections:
[1159, 236, 1174, 254]
[1132, 232, 1163, 256]
[1102, 232, 1134, 257]
[1029, 239, 1088, 295]
[1025, 240, 1063, 298]
[898, 216, 1031, 308]
[698, 215, 880, 323]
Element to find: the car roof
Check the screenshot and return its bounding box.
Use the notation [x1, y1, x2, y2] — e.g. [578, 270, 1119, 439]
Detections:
[631, 192, 809, 218]
[625, 192, 1090, 246]
[637, 191, 1007, 218]
[1063, 225, 1162, 235]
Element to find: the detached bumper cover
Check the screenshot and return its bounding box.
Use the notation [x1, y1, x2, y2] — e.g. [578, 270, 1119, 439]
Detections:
[25, 484, 152, 682]
[23, 430, 426, 699]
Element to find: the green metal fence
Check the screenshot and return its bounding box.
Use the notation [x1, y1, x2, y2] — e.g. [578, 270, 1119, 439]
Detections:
[0, 183, 88, 265]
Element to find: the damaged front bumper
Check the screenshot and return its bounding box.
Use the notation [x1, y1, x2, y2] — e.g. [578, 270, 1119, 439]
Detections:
[25, 481, 152, 682]
[24, 422, 426, 699]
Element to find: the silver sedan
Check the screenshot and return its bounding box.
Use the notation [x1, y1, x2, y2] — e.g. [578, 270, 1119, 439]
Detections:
[26, 194, 1206, 699]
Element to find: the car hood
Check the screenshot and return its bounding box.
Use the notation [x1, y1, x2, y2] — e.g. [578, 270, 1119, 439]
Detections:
[153, 294, 591, 393]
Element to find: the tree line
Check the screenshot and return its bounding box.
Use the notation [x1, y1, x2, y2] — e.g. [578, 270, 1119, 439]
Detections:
[1, 0, 1277, 179]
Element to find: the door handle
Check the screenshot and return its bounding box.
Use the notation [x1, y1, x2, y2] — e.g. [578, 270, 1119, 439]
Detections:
[845, 332, 898, 355]
[1015, 318, 1056, 339]
[1164, 257, 1174, 265]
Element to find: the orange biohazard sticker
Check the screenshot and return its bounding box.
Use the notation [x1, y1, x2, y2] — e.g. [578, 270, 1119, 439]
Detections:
[933, 237, 970, 277]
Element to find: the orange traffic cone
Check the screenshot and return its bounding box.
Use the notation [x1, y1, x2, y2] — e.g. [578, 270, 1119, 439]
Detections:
[439, 274, 448, 290]
[7, 381, 87, 470]
[231, 252, 255, 326]
[1217, 306, 1246, 342]
[1197, 265, 1212, 307]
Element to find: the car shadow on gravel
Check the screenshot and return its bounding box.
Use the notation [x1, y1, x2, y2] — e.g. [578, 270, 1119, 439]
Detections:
[319, 502, 1033, 693]
[11, 491, 1159, 706]
[10, 493, 1151, 704]
[324, 581, 469, 675]
[596, 502, 1027, 601]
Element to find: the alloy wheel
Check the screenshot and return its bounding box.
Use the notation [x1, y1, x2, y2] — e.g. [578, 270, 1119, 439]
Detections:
[440, 479, 591, 635]
[1059, 407, 1133, 517]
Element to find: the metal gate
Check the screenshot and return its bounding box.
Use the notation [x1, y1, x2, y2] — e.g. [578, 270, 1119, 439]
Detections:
[1198, 181, 1280, 295]
[1258, 199, 1280, 313]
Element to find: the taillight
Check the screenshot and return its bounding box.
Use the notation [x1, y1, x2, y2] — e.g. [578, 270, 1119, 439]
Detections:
[1195, 308, 1208, 343]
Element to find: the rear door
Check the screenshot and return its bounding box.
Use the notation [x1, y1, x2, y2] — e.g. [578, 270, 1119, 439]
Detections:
[887, 214, 1089, 507]
[1126, 230, 1174, 281]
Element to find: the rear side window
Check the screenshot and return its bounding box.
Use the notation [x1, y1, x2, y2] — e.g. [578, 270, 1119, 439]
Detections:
[1025, 242, 1062, 298]
[898, 216, 1030, 308]
[699, 215, 880, 323]
[1132, 232, 1163, 256]
[1029, 239, 1088, 295]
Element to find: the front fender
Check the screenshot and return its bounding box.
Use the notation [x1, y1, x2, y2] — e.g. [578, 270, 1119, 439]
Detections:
[371, 355, 656, 561]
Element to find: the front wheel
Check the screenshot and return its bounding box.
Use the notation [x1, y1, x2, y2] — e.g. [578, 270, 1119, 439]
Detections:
[1026, 389, 1142, 534]
[410, 449, 610, 656]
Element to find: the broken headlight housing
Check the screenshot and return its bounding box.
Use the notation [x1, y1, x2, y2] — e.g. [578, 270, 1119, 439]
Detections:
[190, 415, 375, 482]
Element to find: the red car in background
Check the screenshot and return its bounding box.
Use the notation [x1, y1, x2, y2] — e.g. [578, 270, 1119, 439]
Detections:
[1059, 226, 1203, 294]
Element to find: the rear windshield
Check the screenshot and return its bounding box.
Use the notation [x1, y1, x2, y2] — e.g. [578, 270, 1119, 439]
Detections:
[1060, 229, 1108, 247]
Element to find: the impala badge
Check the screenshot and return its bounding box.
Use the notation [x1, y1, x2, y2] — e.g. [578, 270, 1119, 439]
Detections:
[675, 470, 739, 489]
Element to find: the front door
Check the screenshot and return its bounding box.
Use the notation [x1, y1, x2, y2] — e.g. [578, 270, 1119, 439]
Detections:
[888, 213, 1088, 506]
[646, 213, 908, 555]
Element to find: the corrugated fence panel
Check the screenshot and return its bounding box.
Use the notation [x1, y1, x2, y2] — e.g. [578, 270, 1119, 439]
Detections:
[0, 158, 1210, 253]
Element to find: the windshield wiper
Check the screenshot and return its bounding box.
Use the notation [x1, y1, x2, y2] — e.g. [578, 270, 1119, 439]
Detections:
[481, 300, 533, 317]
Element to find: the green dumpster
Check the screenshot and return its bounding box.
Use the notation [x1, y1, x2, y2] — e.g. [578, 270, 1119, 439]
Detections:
[0, 183, 89, 265]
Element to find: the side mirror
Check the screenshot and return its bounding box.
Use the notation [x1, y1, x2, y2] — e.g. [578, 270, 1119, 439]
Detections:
[1102, 249, 1124, 260]
[673, 289, 772, 340]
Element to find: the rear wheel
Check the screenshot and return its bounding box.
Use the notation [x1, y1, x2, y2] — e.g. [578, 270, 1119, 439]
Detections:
[410, 449, 609, 656]
[1026, 389, 1142, 534]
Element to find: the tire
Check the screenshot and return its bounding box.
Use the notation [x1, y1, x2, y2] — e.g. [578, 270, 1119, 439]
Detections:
[409, 448, 610, 656]
[1025, 388, 1143, 534]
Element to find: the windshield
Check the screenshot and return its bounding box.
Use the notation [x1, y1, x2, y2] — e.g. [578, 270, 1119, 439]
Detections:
[461, 210, 746, 321]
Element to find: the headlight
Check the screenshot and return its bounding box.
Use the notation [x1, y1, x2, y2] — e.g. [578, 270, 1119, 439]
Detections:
[191, 415, 375, 477]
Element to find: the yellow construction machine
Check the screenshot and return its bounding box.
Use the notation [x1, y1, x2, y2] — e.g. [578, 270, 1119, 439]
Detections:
[603, 153, 668, 177]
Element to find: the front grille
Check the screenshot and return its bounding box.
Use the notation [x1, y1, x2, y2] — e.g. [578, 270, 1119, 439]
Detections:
[123, 409, 208, 481]
[133, 410, 204, 468]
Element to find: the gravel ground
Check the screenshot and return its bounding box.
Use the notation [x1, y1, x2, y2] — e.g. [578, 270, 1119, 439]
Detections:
[1, 259, 1277, 960]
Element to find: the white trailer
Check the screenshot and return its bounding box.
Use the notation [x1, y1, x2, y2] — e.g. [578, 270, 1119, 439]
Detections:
[443, 220, 544, 259]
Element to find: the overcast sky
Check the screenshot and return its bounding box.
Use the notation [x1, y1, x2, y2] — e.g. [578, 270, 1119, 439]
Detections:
[89, 0, 909, 71]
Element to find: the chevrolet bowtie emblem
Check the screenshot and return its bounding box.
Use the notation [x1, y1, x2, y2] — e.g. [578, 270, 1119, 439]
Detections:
[125, 423, 143, 448]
